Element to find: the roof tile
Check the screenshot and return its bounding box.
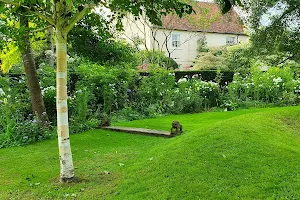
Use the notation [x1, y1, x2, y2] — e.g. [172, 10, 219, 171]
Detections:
[160, 2, 246, 35]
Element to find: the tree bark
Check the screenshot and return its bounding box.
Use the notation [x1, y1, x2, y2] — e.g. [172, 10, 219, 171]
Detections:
[20, 15, 48, 123]
[47, 27, 55, 67]
[56, 29, 75, 182]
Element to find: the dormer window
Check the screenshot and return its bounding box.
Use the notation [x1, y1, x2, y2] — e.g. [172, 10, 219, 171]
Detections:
[172, 33, 181, 48]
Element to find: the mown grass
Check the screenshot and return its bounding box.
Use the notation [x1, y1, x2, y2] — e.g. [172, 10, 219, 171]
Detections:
[1, 107, 300, 199]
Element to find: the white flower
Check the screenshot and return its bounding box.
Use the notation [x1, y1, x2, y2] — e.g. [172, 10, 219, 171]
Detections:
[42, 86, 56, 96]
[273, 77, 282, 84]
[0, 88, 5, 96]
[178, 78, 187, 83]
[68, 57, 75, 63]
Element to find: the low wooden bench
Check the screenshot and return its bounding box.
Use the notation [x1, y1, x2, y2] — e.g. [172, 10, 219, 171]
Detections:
[101, 126, 173, 137]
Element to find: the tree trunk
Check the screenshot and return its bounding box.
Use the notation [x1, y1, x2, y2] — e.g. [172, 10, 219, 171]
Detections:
[20, 15, 48, 123]
[47, 27, 55, 67]
[56, 29, 75, 182]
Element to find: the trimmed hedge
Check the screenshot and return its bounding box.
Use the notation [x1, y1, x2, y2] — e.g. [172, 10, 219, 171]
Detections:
[139, 70, 234, 86]
[1, 70, 235, 88]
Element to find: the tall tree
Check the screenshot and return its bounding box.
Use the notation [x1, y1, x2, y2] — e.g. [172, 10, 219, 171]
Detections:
[247, 0, 300, 64]
[0, 7, 48, 123]
[0, 0, 194, 182]
[20, 13, 48, 122]
[216, 0, 300, 64]
[46, 27, 55, 67]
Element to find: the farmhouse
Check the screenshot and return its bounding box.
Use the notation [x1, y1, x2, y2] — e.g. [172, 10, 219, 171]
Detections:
[123, 1, 249, 66]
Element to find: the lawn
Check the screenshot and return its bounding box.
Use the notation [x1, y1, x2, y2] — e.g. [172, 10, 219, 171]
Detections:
[1, 107, 300, 199]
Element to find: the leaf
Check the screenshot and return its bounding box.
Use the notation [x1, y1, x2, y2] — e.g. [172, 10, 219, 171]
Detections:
[0, 43, 21, 73]
[66, 0, 71, 6]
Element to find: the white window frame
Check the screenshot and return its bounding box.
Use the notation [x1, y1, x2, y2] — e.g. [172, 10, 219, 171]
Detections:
[226, 36, 235, 45]
[172, 33, 181, 48]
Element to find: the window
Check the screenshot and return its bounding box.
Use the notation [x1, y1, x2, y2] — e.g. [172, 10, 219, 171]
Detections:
[172, 33, 181, 48]
[226, 36, 235, 45]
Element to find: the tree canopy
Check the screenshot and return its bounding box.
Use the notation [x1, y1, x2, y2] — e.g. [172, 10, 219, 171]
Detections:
[246, 0, 300, 63]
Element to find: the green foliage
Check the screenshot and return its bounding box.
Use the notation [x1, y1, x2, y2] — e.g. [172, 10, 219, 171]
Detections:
[0, 76, 53, 148]
[216, 0, 242, 14]
[136, 69, 175, 106]
[75, 62, 137, 114]
[171, 88, 204, 114]
[41, 86, 56, 122]
[137, 50, 179, 69]
[196, 37, 209, 53]
[194, 47, 227, 70]
[228, 66, 300, 105]
[225, 42, 252, 72]
[0, 43, 21, 73]
[246, 0, 300, 63]
[1, 115, 53, 148]
[69, 118, 99, 135]
[173, 79, 220, 112]
[69, 13, 138, 66]
[74, 88, 92, 122]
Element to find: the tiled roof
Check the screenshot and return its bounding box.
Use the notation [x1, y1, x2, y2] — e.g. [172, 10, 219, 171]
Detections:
[160, 2, 246, 35]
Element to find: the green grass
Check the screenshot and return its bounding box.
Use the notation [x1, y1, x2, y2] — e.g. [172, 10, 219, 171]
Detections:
[1, 107, 300, 199]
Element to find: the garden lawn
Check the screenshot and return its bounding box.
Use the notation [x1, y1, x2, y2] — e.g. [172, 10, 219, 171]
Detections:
[1, 107, 300, 199]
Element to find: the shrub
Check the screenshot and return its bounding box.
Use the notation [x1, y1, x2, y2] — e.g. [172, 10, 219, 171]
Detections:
[225, 42, 252, 72]
[69, 118, 100, 134]
[194, 47, 227, 70]
[169, 79, 220, 113]
[0, 76, 53, 148]
[136, 69, 175, 105]
[73, 62, 138, 120]
[6, 116, 54, 148]
[137, 50, 179, 69]
[228, 66, 300, 105]
[42, 86, 56, 122]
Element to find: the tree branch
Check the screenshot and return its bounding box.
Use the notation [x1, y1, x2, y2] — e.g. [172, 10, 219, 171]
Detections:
[64, 4, 95, 34]
[32, 10, 55, 25]
[30, 25, 53, 34]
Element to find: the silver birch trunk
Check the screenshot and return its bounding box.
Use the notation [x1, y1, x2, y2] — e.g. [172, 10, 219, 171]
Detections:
[56, 30, 75, 182]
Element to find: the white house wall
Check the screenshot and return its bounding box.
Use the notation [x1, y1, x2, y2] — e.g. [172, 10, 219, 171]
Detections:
[122, 15, 152, 50]
[152, 29, 249, 66]
[205, 33, 248, 47]
[121, 17, 249, 66]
